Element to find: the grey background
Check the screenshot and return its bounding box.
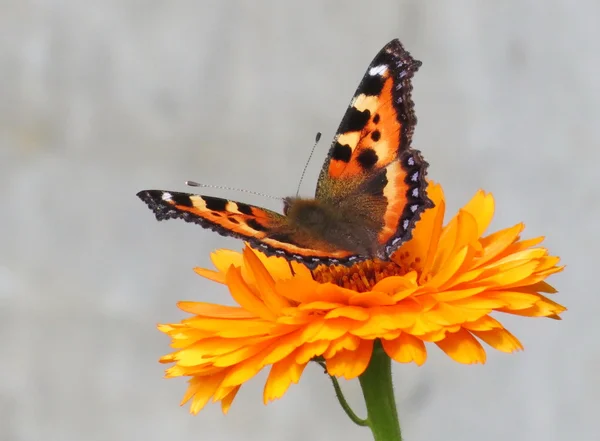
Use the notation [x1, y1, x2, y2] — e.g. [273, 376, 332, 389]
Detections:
[1, 1, 597, 440]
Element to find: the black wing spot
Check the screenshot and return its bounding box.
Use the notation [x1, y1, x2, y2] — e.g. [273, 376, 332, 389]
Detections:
[373, 113, 380, 124]
[228, 217, 240, 224]
[246, 219, 268, 233]
[170, 193, 195, 208]
[371, 130, 381, 142]
[339, 108, 371, 133]
[357, 148, 379, 169]
[360, 74, 385, 97]
[236, 203, 253, 215]
[332, 142, 352, 163]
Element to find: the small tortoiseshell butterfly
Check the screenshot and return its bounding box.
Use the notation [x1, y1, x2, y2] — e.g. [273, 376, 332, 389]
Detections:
[137, 39, 433, 269]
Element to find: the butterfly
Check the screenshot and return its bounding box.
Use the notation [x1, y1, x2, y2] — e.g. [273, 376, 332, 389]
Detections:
[137, 39, 433, 269]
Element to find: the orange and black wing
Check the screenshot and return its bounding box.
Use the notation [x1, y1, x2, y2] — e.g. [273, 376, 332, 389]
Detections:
[316, 39, 433, 257]
[136, 190, 360, 269]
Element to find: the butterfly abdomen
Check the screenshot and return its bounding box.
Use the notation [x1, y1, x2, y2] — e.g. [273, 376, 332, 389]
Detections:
[284, 198, 383, 257]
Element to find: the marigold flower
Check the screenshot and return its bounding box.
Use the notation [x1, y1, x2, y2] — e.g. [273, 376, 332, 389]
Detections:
[158, 182, 565, 414]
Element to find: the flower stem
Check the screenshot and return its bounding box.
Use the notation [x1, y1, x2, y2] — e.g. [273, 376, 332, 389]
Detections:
[358, 341, 402, 441]
[318, 360, 368, 426]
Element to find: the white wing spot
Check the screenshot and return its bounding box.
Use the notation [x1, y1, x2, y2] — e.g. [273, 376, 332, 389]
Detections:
[403, 219, 409, 230]
[411, 204, 418, 212]
[275, 250, 284, 255]
[161, 192, 172, 201]
[407, 157, 415, 166]
[412, 188, 419, 198]
[369, 65, 388, 76]
[391, 237, 402, 245]
[411, 171, 419, 182]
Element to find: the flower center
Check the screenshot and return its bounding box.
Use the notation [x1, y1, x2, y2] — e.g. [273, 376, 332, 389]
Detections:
[312, 256, 421, 293]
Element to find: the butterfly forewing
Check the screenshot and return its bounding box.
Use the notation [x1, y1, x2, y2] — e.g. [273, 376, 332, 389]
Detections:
[137, 190, 359, 268]
[315, 39, 433, 255]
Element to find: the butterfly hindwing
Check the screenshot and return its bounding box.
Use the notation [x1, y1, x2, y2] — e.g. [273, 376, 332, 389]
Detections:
[315, 39, 433, 256]
[136, 190, 359, 268]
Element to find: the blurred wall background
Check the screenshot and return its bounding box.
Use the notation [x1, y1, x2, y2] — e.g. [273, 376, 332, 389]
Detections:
[1, 1, 597, 440]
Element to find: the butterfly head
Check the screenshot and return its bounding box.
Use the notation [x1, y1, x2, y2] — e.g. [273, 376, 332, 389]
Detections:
[282, 197, 294, 216]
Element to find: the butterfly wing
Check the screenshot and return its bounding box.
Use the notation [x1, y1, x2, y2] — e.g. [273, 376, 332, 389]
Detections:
[316, 39, 433, 257]
[137, 190, 359, 268]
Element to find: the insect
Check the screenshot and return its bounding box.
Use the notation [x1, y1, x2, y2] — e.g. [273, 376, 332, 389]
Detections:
[137, 39, 433, 269]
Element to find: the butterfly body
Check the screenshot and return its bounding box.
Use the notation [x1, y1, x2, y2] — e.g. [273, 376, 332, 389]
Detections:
[282, 197, 385, 258]
[138, 39, 433, 269]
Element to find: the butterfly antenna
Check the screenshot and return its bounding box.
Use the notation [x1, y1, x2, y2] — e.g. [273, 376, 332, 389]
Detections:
[185, 181, 283, 201]
[295, 132, 322, 197]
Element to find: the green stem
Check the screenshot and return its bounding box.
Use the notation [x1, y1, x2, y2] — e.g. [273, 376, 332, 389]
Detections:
[317, 360, 368, 426]
[358, 341, 402, 441]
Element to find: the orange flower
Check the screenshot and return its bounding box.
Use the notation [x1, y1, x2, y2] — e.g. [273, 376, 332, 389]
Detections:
[158, 182, 565, 414]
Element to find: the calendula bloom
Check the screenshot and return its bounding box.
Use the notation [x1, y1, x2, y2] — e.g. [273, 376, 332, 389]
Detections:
[158, 182, 565, 414]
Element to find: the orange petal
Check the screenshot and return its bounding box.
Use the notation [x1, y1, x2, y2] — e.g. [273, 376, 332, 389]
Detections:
[243, 247, 291, 312]
[263, 353, 307, 403]
[461, 190, 495, 236]
[352, 301, 422, 337]
[471, 328, 523, 353]
[382, 333, 427, 365]
[226, 266, 276, 320]
[178, 301, 256, 318]
[424, 302, 489, 326]
[475, 224, 524, 268]
[427, 246, 469, 289]
[462, 314, 503, 331]
[435, 328, 487, 364]
[210, 249, 244, 273]
[398, 182, 445, 277]
[323, 334, 361, 358]
[261, 330, 305, 365]
[193, 267, 226, 284]
[220, 385, 241, 414]
[482, 291, 541, 310]
[185, 372, 226, 414]
[325, 306, 370, 321]
[221, 351, 268, 388]
[419, 194, 446, 282]
[371, 275, 418, 294]
[349, 290, 398, 307]
[295, 340, 330, 364]
[213, 339, 276, 367]
[431, 287, 488, 302]
[326, 339, 374, 379]
[307, 318, 358, 342]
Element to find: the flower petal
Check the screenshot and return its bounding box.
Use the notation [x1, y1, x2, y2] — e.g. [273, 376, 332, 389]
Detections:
[461, 190, 495, 236]
[471, 328, 523, 353]
[243, 247, 291, 313]
[226, 266, 277, 320]
[327, 339, 374, 379]
[382, 333, 427, 365]
[178, 301, 255, 318]
[264, 353, 307, 403]
[436, 328, 486, 364]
